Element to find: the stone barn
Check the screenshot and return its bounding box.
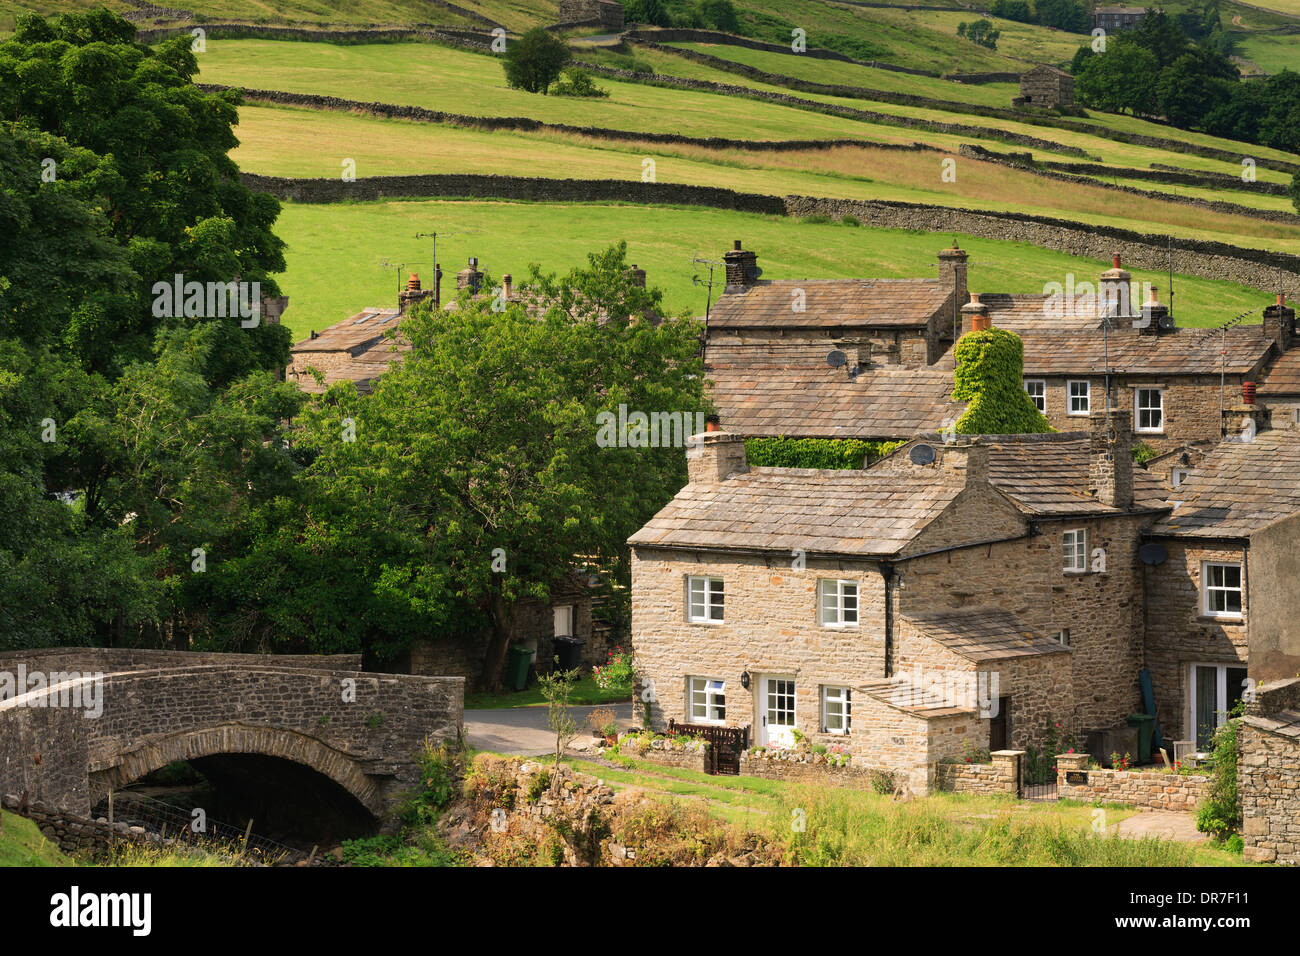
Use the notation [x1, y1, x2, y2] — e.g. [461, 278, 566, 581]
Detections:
[1012, 64, 1074, 109]
[556, 0, 625, 30]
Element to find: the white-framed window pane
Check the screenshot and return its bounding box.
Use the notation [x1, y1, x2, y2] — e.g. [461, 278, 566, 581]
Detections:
[822, 686, 851, 734]
[1171, 468, 1189, 489]
[1068, 380, 1090, 415]
[687, 576, 724, 622]
[689, 677, 726, 722]
[1063, 529, 1086, 572]
[819, 579, 859, 627]
[1137, 388, 1164, 432]
[1024, 380, 1046, 413]
[1203, 563, 1242, 616]
[842, 583, 858, 624]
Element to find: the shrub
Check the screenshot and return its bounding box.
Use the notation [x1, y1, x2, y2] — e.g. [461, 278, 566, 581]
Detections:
[503, 28, 572, 94]
[744, 437, 904, 470]
[957, 19, 999, 50]
[840, 214, 861, 227]
[550, 67, 609, 98]
[401, 739, 459, 827]
[1196, 707, 1242, 840]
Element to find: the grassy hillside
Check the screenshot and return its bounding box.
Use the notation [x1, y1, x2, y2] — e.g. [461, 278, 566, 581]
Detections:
[0, 809, 77, 866]
[270, 198, 1278, 339]
[230, 103, 1300, 256]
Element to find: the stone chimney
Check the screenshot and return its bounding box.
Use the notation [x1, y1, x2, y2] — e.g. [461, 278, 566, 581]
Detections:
[935, 439, 990, 487]
[723, 241, 760, 292]
[938, 242, 969, 337]
[1264, 294, 1295, 352]
[398, 273, 430, 314]
[1099, 253, 1133, 319]
[628, 264, 647, 289]
[1223, 382, 1269, 442]
[1134, 285, 1171, 334]
[457, 257, 484, 293]
[502, 274, 513, 300]
[686, 427, 749, 485]
[260, 295, 289, 326]
[1088, 407, 1134, 509]
[961, 295, 990, 336]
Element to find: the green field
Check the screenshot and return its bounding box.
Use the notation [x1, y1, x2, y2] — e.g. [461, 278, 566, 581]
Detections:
[232, 103, 1300, 256]
[270, 198, 1278, 341]
[0, 809, 76, 866]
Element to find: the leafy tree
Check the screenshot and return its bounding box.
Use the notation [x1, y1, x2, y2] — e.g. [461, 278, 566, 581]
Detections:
[1075, 37, 1160, 116]
[539, 665, 581, 788]
[1157, 53, 1231, 128]
[1129, 8, 1195, 68]
[550, 67, 609, 98]
[289, 244, 708, 685]
[1035, 0, 1089, 33]
[502, 27, 572, 94]
[622, 0, 670, 26]
[990, 0, 1033, 24]
[1291, 170, 1300, 215]
[957, 19, 999, 50]
[0, 10, 290, 384]
[952, 327, 1053, 435]
[696, 0, 739, 32]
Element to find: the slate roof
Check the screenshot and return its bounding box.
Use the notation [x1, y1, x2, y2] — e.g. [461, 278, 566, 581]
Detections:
[707, 279, 951, 329]
[1243, 708, 1300, 738]
[1151, 428, 1300, 538]
[1258, 348, 1300, 396]
[1018, 326, 1272, 377]
[905, 608, 1071, 663]
[290, 308, 401, 354]
[986, 436, 1169, 514]
[980, 293, 1104, 334]
[627, 467, 965, 557]
[707, 362, 963, 440]
[857, 678, 975, 718]
[875, 435, 1168, 515]
[289, 308, 407, 395]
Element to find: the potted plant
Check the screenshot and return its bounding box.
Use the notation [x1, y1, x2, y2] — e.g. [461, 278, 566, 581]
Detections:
[588, 707, 619, 747]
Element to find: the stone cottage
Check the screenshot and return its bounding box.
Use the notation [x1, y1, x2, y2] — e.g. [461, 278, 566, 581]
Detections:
[1142, 396, 1300, 751]
[627, 411, 1167, 792]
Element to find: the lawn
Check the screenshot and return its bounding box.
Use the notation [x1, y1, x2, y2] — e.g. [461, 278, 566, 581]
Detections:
[270, 198, 1279, 342]
[464, 673, 630, 709]
[562, 755, 1248, 866]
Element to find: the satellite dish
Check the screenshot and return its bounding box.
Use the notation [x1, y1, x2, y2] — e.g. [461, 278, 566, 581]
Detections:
[752, 266, 763, 279]
[1138, 543, 1168, 566]
[909, 443, 937, 465]
[826, 350, 848, 368]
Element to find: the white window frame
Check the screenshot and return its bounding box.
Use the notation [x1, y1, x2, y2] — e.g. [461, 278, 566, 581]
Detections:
[1170, 467, 1190, 489]
[1188, 662, 1249, 750]
[553, 604, 574, 638]
[686, 576, 724, 623]
[1201, 562, 1243, 619]
[1063, 528, 1087, 574]
[818, 579, 859, 628]
[1135, 387, 1164, 434]
[1049, 628, 1070, 646]
[1067, 380, 1090, 416]
[821, 685, 852, 735]
[688, 677, 726, 724]
[1023, 379, 1046, 413]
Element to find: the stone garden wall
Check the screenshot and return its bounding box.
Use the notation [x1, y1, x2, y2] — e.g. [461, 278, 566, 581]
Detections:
[738, 750, 882, 790]
[1054, 753, 1210, 810]
[934, 750, 1022, 795]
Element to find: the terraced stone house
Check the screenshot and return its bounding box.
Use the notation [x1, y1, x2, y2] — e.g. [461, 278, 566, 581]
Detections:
[628, 412, 1171, 791]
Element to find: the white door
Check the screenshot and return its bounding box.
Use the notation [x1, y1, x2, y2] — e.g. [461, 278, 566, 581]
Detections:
[761, 676, 796, 747]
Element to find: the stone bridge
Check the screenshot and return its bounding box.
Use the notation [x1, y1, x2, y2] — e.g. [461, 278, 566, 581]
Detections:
[0, 648, 463, 828]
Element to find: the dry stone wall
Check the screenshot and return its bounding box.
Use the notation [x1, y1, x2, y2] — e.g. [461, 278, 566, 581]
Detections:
[1055, 755, 1211, 809]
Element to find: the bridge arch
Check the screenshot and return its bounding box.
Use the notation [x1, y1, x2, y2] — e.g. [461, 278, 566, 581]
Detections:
[93, 723, 383, 816]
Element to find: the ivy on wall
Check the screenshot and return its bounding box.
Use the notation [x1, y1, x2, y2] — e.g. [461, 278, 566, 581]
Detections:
[952, 327, 1054, 435]
[744, 437, 906, 469]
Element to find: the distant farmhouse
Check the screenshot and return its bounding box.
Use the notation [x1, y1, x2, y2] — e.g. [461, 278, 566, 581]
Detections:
[1012, 64, 1074, 109]
[1092, 5, 1149, 31]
